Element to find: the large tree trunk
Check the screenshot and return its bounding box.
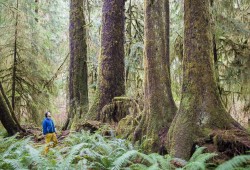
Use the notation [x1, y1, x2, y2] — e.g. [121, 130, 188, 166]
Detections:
[0, 82, 24, 132]
[63, 0, 88, 130]
[0, 84, 20, 136]
[167, 0, 243, 160]
[88, 0, 125, 120]
[135, 0, 177, 153]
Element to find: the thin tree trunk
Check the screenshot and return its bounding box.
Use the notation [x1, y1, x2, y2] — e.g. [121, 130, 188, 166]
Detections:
[35, 0, 39, 22]
[125, 0, 132, 85]
[167, 0, 243, 159]
[11, 0, 19, 112]
[88, 0, 125, 120]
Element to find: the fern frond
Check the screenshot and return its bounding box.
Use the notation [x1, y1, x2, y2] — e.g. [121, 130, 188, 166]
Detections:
[94, 141, 112, 155]
[3, 158, 24, 169]
[58, 143, 85, 169]
[189, 146, 207, 162]
[183, 161, 206, 170]
[216, 155, 250, 170]
[3, 137, 30, 159]
[25, 144, 48, 169]
[111, 150, 138, 170]
[149, 153, 172, 169]
[137, 152, 155, 165]
[195, 153, 217, 163]
[129, 163, 148, 170]
[147, 163, 159, 170]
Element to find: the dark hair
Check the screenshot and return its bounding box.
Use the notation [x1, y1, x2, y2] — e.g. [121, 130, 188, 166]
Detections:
[45, 112, 49, 117]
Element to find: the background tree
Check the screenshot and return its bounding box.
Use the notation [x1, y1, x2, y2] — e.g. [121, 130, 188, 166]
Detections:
[0, 0, 69, 125]
[167, 0, 244, 159]
[0, 83, 22, 136]
[134, 0, 177, 153]
[88, 0, 126, 120]
[63, 0, 88, 130]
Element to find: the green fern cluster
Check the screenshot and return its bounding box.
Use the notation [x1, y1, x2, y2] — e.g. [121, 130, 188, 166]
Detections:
[0, 132, 249, 170]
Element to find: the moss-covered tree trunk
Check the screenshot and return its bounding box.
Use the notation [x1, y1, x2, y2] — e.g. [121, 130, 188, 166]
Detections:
[0, 84, 20, 136]
[63, 0, 88, 130]
[167, 0, 243, 159]
[88, 0, 125, 120]
[136, 0, 177, 153]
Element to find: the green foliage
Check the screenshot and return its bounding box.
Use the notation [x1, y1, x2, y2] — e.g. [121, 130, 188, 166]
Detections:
[216, 155, 250, 170]
[0, 0, 69, 125]
[1, 131, 248, 170]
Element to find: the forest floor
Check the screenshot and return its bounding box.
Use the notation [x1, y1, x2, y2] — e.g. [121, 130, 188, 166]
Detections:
[21, 122, 250, 165]
[195, 129, 250, 164]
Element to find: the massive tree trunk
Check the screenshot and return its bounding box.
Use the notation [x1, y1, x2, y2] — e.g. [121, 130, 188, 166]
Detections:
[88, 0, 125, 120]
[135, 0, 177, 153]
[63, 0, 88, 130]
[0, 83, 20, 136]
[167, 0, 243, 159]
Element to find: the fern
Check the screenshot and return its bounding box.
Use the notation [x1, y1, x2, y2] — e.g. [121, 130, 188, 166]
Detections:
[176, 147, 217, 170]
[0, 131, 248, 170]
[189, 146, 207, 162]
[24, 144, 47, 169]
[57, 143, 85, 169]
[112, 150, 138, 170]
[147, 163, 160, 170]
[129, 163, 148, 170]
[149, 153, 172, 169]
[183, 162, 206, 170]
[93, 141, 113, 155]
[216, 155, 250, 170]
[2, 158, 24, 170]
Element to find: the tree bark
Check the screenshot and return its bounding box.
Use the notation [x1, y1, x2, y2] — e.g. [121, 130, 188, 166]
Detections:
[0, 83, 20, 136]
[88, 0, 125, 120]
[0, 82, 24, 132]
[167, 0, 243, 160]
[63, 0, 89, 130]
[135, 0, 177, 153]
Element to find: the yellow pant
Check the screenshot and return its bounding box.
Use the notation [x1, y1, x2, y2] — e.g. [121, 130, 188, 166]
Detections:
[44, 133, 58, 154]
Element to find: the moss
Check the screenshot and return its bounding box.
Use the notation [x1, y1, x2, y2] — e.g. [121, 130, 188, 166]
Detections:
[167, 0, 246, 160]
[136, 0, 177, 153]
[116, 114, 137, 140]
[87, 0, 126, 122]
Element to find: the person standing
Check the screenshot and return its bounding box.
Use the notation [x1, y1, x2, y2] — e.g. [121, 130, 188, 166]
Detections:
[42, 111, 58, 154]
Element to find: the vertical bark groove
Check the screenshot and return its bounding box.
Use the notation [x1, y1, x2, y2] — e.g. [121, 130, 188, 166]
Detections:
[88, 0, 125, 120]
[137, 0, 176, 153]
[63, 0, 88, 130]
[168, 0, 243, 159]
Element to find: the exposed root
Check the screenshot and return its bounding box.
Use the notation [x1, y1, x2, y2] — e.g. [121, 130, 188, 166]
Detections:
[75, 120, 101, 133]
[194, 129, 250, 164]
[100, 97, 141, 124]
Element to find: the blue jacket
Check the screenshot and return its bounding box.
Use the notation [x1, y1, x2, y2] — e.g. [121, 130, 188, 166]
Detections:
[42, 118, 56, 135]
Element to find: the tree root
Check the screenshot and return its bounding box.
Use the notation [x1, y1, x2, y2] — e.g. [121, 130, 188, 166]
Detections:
[194, 129, 250, 164]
